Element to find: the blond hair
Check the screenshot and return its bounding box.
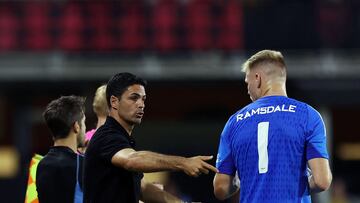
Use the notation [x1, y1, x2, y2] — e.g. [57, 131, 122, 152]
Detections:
[242, 50, 286, 73]
[92, 85, 108, 117]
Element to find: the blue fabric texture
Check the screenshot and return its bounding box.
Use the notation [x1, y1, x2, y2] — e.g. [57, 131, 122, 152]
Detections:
[216, 96, 329, 203]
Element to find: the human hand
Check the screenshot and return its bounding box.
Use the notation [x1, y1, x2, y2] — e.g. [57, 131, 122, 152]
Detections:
[182, 155, 218, 177]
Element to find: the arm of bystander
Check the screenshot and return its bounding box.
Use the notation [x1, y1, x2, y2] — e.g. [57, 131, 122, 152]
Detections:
[140, 179, 181, 203]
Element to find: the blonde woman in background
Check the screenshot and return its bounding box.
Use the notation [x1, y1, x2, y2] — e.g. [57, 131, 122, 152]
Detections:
[84, 85, 108, 147]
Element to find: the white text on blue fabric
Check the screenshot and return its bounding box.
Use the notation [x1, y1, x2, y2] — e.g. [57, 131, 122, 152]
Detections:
[236, 104, 296, 122]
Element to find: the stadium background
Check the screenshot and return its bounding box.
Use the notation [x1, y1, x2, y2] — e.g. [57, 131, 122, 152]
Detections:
[0, 0, 359, 202]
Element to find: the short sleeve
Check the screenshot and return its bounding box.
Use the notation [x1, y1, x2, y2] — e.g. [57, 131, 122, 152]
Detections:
[216, 118, 236, 176]
[306, 106, 329, 160]
[98, 130, 132, 163]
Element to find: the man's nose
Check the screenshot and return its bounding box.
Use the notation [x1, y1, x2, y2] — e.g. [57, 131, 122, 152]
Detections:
[138, 100, 145, 109]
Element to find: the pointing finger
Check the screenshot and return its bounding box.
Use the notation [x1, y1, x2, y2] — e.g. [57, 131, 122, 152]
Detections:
[203, 162, 219, 173]
[199, 155, 213, 161]
[199, 167, 209, 174]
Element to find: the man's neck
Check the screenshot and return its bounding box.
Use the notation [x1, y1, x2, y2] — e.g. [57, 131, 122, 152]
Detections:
[96, 116, 107, 129]
[109, 113, 134, 136]
[262, 83, 287, 97]
[54, 135, 77, 153]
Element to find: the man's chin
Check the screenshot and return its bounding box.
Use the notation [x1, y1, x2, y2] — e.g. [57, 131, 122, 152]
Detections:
[134, 119, 142, 124]
[128, 118, 142, 126]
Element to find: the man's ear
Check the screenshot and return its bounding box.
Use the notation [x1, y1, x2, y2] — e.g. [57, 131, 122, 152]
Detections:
[73, 121, 80, 134]
[110, 95, 118, 110]
[255, 73, 261, 88]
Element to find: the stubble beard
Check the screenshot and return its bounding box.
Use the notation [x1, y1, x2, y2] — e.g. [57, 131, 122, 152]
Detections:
[77, 133, 85, 148]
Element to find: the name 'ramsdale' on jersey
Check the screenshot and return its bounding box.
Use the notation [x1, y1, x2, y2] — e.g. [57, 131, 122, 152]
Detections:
[236, 104, 296, 121]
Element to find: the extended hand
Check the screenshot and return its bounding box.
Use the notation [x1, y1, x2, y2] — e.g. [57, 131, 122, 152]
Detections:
[182, 155, 219, 177]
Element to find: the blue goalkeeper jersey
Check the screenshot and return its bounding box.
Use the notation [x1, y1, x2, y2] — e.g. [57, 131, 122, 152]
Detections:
[216, 96, 329, 203]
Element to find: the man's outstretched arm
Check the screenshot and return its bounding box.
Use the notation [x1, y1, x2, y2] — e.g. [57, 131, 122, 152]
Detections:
[111, 148, 218, 177]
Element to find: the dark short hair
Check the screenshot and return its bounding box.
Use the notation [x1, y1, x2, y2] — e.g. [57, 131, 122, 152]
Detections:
[106, 72, 147, 107]
[43, 95, 85, 139]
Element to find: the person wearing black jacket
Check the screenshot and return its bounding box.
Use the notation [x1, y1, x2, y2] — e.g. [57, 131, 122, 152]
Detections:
[84, 73, 218, 203]
[36, 95, 86, 203]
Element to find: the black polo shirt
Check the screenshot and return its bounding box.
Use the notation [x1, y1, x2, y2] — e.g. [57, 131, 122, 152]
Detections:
[36, 146, 83, 203]
[84, 116, 143, 203]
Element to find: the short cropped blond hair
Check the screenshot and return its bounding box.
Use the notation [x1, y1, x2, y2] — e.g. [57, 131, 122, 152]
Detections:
[93, 85, 108, 117]
[242, 50, 286, 73]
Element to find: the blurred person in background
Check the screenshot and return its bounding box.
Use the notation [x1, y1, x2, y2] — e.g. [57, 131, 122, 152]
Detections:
[79, 84, 108, 153]
[85, 84, 108, 143]
[84, 72, 218, 203]
[36, 95, 86, 203]
[213, 50, 332, 202]
[24, 154, 43, 203]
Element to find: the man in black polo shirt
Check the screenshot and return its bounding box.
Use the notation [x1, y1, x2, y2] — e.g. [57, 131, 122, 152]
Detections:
[36, 96, 86, 203]
[84, 73, 218, 203]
